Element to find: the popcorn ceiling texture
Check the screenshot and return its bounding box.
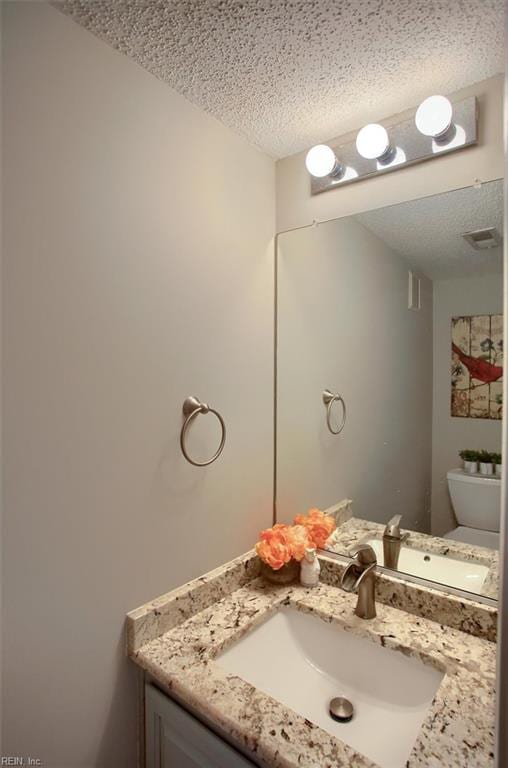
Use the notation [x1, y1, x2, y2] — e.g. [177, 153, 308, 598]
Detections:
[357, 179, 504, 280]
[55, 0, 504, 159]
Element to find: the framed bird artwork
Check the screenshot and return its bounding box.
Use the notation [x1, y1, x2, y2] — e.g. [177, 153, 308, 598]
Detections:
[451, 314, 503, 419]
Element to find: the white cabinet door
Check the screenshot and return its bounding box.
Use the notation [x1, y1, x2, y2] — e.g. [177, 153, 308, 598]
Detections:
[145, 683, 256, 768]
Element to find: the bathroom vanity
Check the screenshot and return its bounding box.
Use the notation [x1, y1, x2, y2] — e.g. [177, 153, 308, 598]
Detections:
[127, 551, 496, 768]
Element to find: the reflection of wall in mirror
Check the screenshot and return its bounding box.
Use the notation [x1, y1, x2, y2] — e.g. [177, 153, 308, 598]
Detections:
[432, 277, 503, 536]
[277, 217, 433, 533]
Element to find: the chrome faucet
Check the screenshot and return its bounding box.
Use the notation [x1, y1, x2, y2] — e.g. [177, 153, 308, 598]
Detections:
[341, 544, 377, 619]
[383, 515, 409, 570]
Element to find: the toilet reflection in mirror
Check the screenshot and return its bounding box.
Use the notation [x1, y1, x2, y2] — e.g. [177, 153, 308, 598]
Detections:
[446, 470, 500, 549]
[275, 179, 503, 600]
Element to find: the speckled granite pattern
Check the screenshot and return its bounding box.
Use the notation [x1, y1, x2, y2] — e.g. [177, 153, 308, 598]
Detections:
[323, 498, 353, 527]
[327, 517, 499, 599]
[127, 550, 260, 652]
[319, 558, 497, 642]
[128, 553, 496, 768]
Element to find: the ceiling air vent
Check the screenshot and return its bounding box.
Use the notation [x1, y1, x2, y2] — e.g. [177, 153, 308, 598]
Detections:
[462, 227, 502, 250]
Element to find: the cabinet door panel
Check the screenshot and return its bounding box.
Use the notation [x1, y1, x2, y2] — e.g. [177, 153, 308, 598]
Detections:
[145, 683, 255, 768]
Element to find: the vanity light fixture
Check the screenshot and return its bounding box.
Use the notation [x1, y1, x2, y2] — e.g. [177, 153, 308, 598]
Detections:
[305, 144, 343, 178]
[415, 95, 453, 140]
[355, 123, 393, 163]
[431, 124, 466, 154]
[379, 146, 406, 169]
[306, 95, 477, 195]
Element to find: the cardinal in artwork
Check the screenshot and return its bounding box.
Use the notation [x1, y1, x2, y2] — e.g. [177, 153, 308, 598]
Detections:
[452, 342, 503, 384]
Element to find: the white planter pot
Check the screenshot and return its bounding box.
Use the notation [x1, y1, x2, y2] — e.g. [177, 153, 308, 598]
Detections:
[463, 460, 478, 474]
[479, 462, 494, 476]
[496, 463, 503, 478]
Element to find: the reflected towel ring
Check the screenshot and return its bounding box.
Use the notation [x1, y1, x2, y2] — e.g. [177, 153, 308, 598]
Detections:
[180, 396, 226, 467]
[322, 389, 346, 435]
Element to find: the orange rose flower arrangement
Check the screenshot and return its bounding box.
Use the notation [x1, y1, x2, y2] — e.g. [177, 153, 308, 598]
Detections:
[294, 507, 336, 549]
[255, 510, 335, 570]
[255, 523, 295, 571]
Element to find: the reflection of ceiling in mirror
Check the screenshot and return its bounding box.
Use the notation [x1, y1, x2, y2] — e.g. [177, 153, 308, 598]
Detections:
[356, 181, 503, 280]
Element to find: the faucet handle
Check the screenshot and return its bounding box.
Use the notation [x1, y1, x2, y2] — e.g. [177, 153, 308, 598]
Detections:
[350, 543, 377, 566]
[384, 514, 402, 538]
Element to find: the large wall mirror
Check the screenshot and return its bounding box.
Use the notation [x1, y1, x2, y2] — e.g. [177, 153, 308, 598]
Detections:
[276, 179, 503, 602]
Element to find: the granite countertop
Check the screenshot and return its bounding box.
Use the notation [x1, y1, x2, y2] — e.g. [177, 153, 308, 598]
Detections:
[127, 552, 496, 768]
[327, 517, 499, 599]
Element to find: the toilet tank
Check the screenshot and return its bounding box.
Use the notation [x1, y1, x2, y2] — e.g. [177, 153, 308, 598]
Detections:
[447, 469, 501, 532]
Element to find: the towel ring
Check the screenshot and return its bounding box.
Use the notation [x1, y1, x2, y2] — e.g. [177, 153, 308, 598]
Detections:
[322, 389, 346, 435]
[180, 396, 226, 467]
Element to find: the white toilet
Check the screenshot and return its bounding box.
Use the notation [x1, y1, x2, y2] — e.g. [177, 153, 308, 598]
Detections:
[445, 469, 501, 549]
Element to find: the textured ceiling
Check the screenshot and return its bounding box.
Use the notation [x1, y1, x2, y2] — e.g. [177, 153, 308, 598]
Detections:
[357, 180, 503, 281]
[55, 0, 504, 158]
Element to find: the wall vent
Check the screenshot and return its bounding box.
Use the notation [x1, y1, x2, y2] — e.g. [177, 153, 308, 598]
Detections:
[462, 227, 502, 250]
[408, 271, 420, 311]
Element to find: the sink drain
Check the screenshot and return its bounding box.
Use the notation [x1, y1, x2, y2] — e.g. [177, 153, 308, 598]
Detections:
[329, 697, 354, 723]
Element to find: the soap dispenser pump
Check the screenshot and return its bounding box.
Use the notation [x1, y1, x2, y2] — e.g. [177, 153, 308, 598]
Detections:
[300, 547, 320, 587]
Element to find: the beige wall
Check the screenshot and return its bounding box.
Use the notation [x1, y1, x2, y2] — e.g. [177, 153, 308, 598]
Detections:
[1, 3, 274, 767]
[276, 75, 504, 233]
[277, 217, 433, 533]
[431, 274, 503, 536]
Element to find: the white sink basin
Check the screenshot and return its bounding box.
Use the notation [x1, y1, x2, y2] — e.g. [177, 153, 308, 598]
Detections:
[217, 607, 443, 768]
[366, 537, 489, 593]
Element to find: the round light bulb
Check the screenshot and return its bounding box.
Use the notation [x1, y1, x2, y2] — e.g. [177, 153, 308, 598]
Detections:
[415, 95, 453, 138]
[356, 124, 390, 160]
[305, 144, 338, 177]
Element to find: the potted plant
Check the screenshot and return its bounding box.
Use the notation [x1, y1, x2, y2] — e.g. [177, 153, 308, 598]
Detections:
[492, 452, 502, 478]
[255, 509, 335, 584]
[459, 449, 479, 474]
[478, 450, 494, 476]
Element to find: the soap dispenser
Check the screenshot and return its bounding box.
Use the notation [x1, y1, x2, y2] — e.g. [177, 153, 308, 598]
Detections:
[300, 547, 320, 587]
